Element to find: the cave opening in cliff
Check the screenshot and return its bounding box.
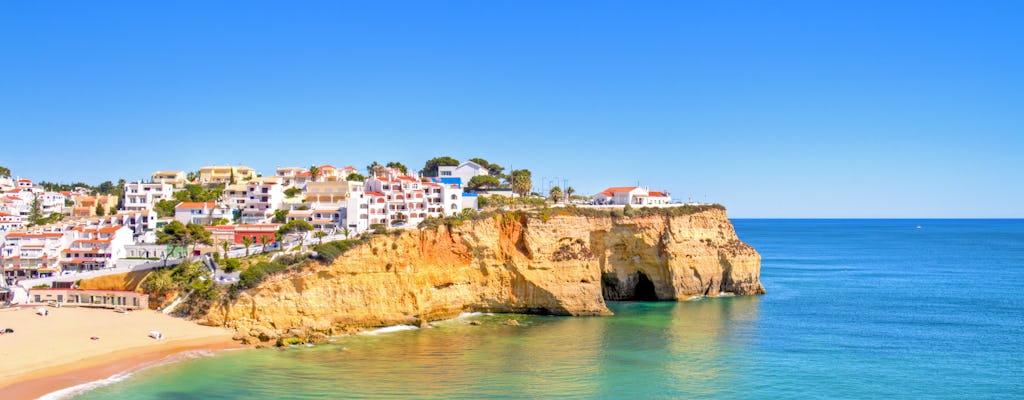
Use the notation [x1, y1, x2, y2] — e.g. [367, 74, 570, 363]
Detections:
[631, 271, 659, 301]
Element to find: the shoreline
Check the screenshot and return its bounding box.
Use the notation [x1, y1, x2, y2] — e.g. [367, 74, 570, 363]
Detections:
[0, 335, 246, 400]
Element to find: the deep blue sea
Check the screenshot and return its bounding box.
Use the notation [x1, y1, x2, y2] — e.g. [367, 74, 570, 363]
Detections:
[65, 220, 1024, 399]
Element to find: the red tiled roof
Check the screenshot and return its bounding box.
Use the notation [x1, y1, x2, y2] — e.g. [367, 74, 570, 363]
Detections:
[175, 202, 215, 209]
[649, 191, 668, 197]
[319, 164, 336, 170]
[599, 186, 639, 196]
[365, 191, 385, 197]
[5, 232, 63, 238]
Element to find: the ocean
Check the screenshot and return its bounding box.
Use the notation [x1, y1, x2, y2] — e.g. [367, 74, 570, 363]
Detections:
[65, 219, 1024, 399]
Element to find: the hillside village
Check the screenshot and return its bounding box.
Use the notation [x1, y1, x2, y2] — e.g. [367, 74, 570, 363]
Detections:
[0, 159, 676, 304]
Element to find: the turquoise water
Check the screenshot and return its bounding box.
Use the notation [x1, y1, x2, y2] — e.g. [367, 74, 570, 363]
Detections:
[71, 220, 1024, 399]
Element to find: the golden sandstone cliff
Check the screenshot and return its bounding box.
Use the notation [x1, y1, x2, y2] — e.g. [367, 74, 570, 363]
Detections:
[199, 207, 764, 343]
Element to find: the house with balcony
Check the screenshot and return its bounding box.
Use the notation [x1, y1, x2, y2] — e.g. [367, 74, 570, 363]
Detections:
[123, 181, 175, 212]
[61, 225, 133, 272]
[71, 195, 118, 217]
[275, 167, 307, 187]
[0, 212, 25, 236]
[239, 180, 284, 224]
[152, 170, 189, 188]
[2, 231, 71, 279]
[174, 202, 231, 225]
[346, 174, 464, 233]
[198, 165, 257, 185]
[222, 184, 249, 211]
[592, 186, 672, 206]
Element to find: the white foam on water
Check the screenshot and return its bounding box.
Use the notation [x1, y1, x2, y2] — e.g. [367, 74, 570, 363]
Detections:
[359, 325, 419, 335]
[456, 312, 484, 319]
[38, 349, 221, 399]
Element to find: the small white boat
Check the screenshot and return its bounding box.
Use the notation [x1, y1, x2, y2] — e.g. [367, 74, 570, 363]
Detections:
[149, 330, 163, 340]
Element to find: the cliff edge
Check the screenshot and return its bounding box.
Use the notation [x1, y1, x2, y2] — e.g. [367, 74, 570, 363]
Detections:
[200, 207, 763, 343]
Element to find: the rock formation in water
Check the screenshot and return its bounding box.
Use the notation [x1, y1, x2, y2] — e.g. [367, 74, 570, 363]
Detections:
[199, 207, 764, 343]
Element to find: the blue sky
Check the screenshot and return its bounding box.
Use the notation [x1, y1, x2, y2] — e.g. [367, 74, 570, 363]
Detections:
[1, 1, 1021, 217]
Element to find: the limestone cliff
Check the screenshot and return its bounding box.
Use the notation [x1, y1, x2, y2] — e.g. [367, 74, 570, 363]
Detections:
[199, 208, 764, 342]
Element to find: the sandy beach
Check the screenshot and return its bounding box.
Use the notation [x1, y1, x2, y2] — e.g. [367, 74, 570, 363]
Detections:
[0, 306, 241, 399]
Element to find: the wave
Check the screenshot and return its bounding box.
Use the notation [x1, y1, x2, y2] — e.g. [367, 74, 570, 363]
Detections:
[38, 349, 221, 400]
[359, 325, 419, 335]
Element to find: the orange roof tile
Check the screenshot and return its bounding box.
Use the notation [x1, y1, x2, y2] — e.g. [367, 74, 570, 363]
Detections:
[175, 202, 215, 209]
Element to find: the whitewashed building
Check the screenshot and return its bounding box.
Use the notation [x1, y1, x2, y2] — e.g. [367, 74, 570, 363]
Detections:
[592, 187, 672, 206]
[123, 181, 175, 212]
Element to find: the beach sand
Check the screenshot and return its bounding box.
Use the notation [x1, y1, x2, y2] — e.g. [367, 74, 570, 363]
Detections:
[0, 306, 242, 399]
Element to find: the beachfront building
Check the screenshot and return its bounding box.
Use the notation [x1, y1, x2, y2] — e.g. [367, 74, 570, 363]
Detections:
[174, 202, 232, 225]
[61, 225, 133, 272]
[1, 231, 70, 279]
[239, 179, 284, 224]
[152, 170, 189, 188]
[345, 175, 464, 233]
[123, 181, 175, 212]
[28, 288, 149, 310]
[592, 187, 672, 206]
[435, 161, 489, 188]
[197, 165, 257, 185]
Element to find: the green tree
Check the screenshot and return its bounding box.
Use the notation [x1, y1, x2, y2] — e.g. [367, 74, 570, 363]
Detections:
[309, 165, 321, 181]
[260, 235, 270, 252]
[95, 203, 106, 216]
[272, 209, 289, 223]
[278, 219, 314, 236]
[0, 166, 10, 178]
[27, 194, 43, 226]
[341, 227, 350, 239]
[345, 173, 365, 182]
[212, 218, 230, 226]
[420, 156, 460, 177]
[283, 187, 302, 198]
[242, 236, 254, 256]
[314, 230, 327, 245]
[187, 223, 212, 254]
[157, 221, 190, 262]
[549, 186, 563, 203]
[509, 169, 533, 198]
[221, 241, 230, 259]
[229, 169, 236, 185]
[386, 161, 408, 174]
[467, 175, 501, 191]
[154, 199, 179, 218]
[108, 206, 118, 215]
[97, 181, 115, 194]
[469, 158, 505, 176]
[565, 186, 575, 200]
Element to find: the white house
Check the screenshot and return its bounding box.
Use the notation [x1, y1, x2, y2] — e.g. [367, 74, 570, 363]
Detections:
[240, 180, 284, 224]
[174, 202, 232, 225]
[1, 230, 71, 279]
[347, 174, 464, 233]
[592, 186, 672, 206]
[436, 161, 489, 188]
[61, 225, 133, 272]
[123, 181, 175, 212]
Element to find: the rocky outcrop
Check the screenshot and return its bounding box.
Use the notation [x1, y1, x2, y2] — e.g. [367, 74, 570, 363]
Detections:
[200, 208, 763, 343]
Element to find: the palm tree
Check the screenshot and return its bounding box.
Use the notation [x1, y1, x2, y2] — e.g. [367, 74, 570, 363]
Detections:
[309, 165, 321, 182]
[260, 235, 269, 253]
[341, 227, 350, 239]
[221, 241, 230, 259]
[565, 187, 575, 202]
[315, 230, 327, 245]
[549, 186, 563, 203]
[242, 236, 254, 256]
[275, 231, 284, 250]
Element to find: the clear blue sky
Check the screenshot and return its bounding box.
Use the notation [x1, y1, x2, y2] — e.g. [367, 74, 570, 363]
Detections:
[1, 1, 1021, 217]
